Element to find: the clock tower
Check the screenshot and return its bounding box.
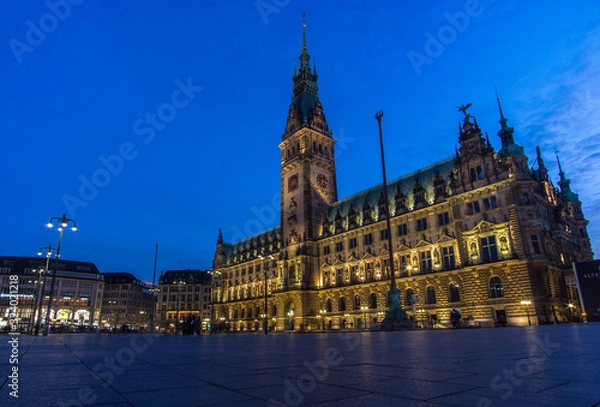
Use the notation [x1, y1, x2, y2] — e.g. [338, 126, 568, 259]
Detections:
[278, 23, 337, 289]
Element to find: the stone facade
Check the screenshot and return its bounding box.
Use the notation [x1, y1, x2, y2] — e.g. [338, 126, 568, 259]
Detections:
[211, 27, 593, 332]
[156, 269, 212, 333]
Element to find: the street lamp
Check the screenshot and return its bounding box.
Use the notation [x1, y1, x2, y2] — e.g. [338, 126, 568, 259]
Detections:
[319, 309, 326, 331]
[43, 214, 77, 336]
[208, 269, 222, 334]
[259, 253, 274, 335]
[567, 303, 575, 321]
[31, 245, 55, 335]
[520, 300, 532, 326]
[360, 306, 368, 330]
[287, 309, 294, 331]
[176, 278, 186, 335]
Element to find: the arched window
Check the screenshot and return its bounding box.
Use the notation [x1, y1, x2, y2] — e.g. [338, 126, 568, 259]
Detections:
[426, 286, 436, 304]
[406, 288, 414, 305]
[241, 309, 246, 319]
[354, 295, 361, 310]
[489, 277, 505, 298]
[234, 309, 238, 319]
[339, 297, 346, 312]
[248, 308, 252, 318]
[448, 284, 460, 303]
[369, 293, 377, 309]
[326, 298, 332, 312]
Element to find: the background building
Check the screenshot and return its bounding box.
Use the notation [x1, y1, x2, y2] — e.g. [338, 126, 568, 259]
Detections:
[0, 256, 104, 330]
[100, 272, 154, 330]
[212, 27, 593, 331]
[157, 269, 211, 333]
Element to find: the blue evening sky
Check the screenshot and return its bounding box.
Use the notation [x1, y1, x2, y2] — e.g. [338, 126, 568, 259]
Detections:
[1, 1, 599, 282]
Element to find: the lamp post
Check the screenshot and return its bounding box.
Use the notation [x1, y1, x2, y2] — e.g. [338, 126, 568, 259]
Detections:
[208, 269, 221, 334]
[567, 303, 575, 322]
[375, 111, 405, 324]
[360, 305, 368, 330]
[149, 243, 158, 333]
[32, 245, 55, 335]
[319, 309, 326, 331]
[259, 254, 274, 335]
[176, 278, 186, 335]
[43, 214, 77, 336]
[520, 300, 532, 326]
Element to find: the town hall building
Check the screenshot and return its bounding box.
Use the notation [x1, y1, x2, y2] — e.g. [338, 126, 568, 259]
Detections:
[211, 26, 593, 331]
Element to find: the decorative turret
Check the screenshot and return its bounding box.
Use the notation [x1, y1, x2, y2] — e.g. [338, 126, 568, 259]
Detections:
[556, 152, 579, 203]
[212, 229, 225, 269]
[495, 88, 524, 158]
[456, 103, 491, 159]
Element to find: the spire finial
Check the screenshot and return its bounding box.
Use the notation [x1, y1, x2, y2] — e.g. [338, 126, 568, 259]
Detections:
[495, 87, 508, 127]
[299, 12, 310, 70]
[555, 149, 565, 178]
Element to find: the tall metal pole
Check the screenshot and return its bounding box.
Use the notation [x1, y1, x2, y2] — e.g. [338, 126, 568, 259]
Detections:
[33, 246, 53, 335]
[150, 243, 158, 332]
[264, 257, 268, 335]
[375, 111, 396, 290]
[43, 228, 63, 336]
[375, 111, 406, 324]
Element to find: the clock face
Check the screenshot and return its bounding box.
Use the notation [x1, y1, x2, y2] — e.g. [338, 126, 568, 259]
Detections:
[288, 174, 299, 192]
[316, 173, 328, 189]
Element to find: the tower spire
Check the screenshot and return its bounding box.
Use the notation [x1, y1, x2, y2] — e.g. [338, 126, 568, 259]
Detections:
[283, 14, 329, 139]
[555, 150, 577, 202]
[495, 88, 524, 158]
[495, 87, 507, 128]
[300, 13, 310, 71]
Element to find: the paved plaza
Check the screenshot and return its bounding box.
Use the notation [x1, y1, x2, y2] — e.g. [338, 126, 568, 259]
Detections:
[1, 324, 599, 406]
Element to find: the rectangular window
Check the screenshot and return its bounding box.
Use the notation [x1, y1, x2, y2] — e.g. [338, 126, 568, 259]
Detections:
[323, 246, 330, 255]
[414, 194, 424, 204]
[435, 186, 445, 198]
[467, 201, 481, 215]
[335, 241, 344, 252]
[416, 218, 428, 231]
[477, 165, 484, 179]
[470, 168, 477, 182]
[248, 266, 253, 274]
[349, 237, 357, 249]
[397, 223, 408, 236]
[481, 236, 498, 262]
[531, 235, 541, 254]
[380, 229, 389, 240]
[420, 251, 432, 273]
[442, 246, 455, 269]
[399, 255, 408, 272]
[336, 268, 343, 285]
[438, 212, 450, 226]
[364, 234, 373, 245]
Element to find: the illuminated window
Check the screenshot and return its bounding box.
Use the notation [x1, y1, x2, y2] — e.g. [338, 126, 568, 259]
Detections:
[489, 277, 504, 298]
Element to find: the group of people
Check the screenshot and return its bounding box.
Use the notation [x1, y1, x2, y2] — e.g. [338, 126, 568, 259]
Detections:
[450, 308, 462, 329]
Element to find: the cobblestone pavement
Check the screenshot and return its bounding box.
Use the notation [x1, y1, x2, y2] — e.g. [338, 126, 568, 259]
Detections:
[1, 324, 599, 406]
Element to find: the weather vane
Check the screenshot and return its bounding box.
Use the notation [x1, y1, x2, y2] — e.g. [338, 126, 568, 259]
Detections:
[456, 103, 473, 120]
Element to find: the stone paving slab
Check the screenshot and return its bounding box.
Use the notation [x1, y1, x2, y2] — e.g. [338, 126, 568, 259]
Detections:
[0, 324, 599, 406]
